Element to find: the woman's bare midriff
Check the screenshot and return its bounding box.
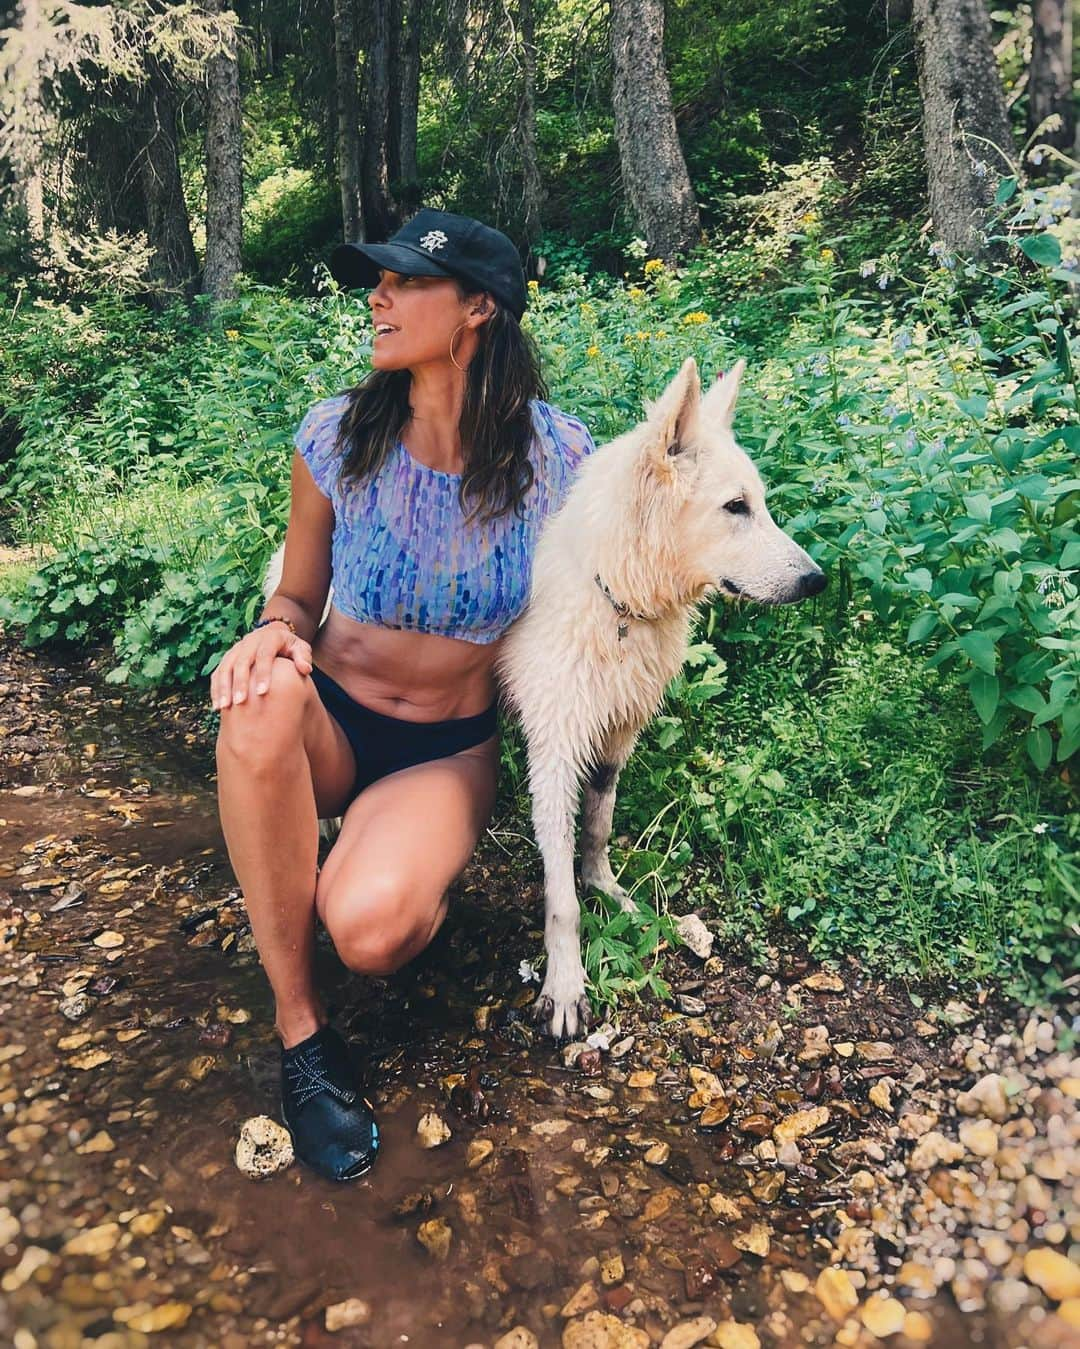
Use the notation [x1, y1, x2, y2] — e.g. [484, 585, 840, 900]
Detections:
[309, 603, 502, 723]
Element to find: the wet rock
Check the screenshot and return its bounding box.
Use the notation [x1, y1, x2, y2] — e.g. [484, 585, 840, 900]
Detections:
[494, 1330, 540, 1349]
[956, 1073, 1012, 1122]
[417, 1112, 452, 1147]
[660, 1317, 716, 1348]
[645, 1142, 670, 1167]
[1023, 1249, 1080, 1301]
[561, 1281, 599, 1316]
[859, 1295, 905, 1337]
[234, 1115, 293, 1179]
[684, 1258, 722, 1299]
[708, 1323, 760, 1348]
[562, 1310, 650, 1348]
[815, 1267, 859, 1320]
[732, 1222, 770, 1257]
[325, 1298, 371, 1331]
[118, 1301, 193, 1332]
[773, 1106, 829, 1145]
[59, 992, 94, 1021]
[674, 914, 714, 960]
[600, 1251, 624, 1286]
[62, 1222, 120, 1257]
[417, 1217, 452, 1260]
[467, 1138, 494, 1169]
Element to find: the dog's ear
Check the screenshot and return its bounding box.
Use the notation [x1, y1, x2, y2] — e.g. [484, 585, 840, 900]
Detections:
[700, 357, 746, 430]
[642, 356, 701, 464]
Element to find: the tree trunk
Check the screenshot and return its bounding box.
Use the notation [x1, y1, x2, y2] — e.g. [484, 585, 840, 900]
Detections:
[133, 51, 200, 301]
[911, 0, 1015, 255]
[13, 0, 46, 242]
[361, 0, 398, 238]
[1028, 0, 1074, 154]
[395, 0, 422, 215]
[519, 0, 543, 253]
[609, 0, 701, 261]
[203, 0, 243, 300]
[334, 0, 363, 244]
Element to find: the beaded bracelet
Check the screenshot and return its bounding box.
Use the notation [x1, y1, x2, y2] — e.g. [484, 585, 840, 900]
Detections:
[252, 615, 298, 635]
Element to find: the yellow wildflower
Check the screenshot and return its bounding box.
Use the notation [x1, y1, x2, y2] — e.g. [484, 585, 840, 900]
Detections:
[801, 211, 818, 226]
[820, 248, 835, 262]
[587, 344, 600, 358]
[628, 287, 645, 300]
[636, 330, 649, 342]
[527, 279, 540, 292]
[580, 301, 596, 319]
[644, 258, 665, 277]
[224, 328, 239, 340]
[656, 331, 667, 340]
[681, 311, 709, 326]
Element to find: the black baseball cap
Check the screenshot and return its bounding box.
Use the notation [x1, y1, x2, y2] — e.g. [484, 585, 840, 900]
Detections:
[329, 208, 528, 320]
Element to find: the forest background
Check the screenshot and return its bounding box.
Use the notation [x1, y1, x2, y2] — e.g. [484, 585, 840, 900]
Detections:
[0, 0, 1077, 1013]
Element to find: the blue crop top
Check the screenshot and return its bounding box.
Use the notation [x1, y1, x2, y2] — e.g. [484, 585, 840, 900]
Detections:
[293, 394, 598, 643]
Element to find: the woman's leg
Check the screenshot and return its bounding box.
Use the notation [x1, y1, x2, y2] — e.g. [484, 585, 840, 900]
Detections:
[214, 656, 359, 1048]
[314, 732, 499, 977]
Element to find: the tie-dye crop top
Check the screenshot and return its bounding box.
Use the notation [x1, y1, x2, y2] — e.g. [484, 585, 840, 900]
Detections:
[292, 393, 598, 644]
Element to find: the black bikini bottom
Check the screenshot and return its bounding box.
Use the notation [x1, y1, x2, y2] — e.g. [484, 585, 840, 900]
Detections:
[309, 664, 499, 805]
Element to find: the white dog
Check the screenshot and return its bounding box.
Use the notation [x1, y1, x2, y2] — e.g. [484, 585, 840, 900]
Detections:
[495, 357, 825, 1038]
[262, 357, 825, 1039]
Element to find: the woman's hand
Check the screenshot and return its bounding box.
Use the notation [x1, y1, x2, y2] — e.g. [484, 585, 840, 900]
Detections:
[210, 624, 314, 711]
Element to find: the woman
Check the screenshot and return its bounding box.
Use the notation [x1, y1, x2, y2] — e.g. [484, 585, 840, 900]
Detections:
[210, 209, 597, 1183]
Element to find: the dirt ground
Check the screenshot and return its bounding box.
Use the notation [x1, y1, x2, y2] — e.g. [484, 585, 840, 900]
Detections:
[1, 631, 1078, 1349]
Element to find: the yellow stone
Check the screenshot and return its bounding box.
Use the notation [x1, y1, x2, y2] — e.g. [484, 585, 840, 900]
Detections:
[902, 1311, 933, 1342]
[708, 1323, 760, 1349]
[1024, 1249, 1080, 1301]
[732, 1222, 770, 1257]
[815, 1267, 859, 1320]
[466, 1138, 494, 1169]
[628, 1070, 656, 1088]
[1058, 1299, 1080, 1329]
[802, 971, 844, 992]
[75, 1130, 114, 1154]
[416, 1217, 452, 1261]
[860, 1295, 906, 1337]
[124, 1301, 192, 1332]
[1059, 1078, 1080, 1100]
[93, 930, 125, 948]
[116, 1028, 144, 1043]
[128, 1212, 165, 1237]
[57, 1032, 93, 1051]
[773, 1106, 830, 1146]
[560, 1281, 598, 1317]
[69, 1048, 112, 1071]
[780, 1270, 810, 1293]
[63, 1223, 120, 1257]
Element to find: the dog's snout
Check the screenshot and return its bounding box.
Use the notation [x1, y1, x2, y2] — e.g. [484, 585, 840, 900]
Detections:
[799, 569, 827, 598]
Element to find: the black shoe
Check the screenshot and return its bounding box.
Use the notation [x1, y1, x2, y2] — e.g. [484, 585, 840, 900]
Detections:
[280, 1025, 380, 1182]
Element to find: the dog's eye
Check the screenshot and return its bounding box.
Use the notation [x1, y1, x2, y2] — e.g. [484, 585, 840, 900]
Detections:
[723, 498, 749, 516]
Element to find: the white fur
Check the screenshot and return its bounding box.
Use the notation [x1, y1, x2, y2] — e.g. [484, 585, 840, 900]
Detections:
[262, 358, 824, 1037]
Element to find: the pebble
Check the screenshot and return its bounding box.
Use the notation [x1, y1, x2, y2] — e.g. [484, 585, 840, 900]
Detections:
[707, 1322, 759, 1348]
[1023, 1249, 1080, 1301]
[815, 1267, 859, 1320]
[417, 1217, 452, 1261]
[958, 1118, 1000, 1158]
[674, 914, 714, 959]
[325, 1298, 371, 1331]
[234, 1115, 293, 1179]
[956, 1073, 1012, 1122]
[859, 1295, 906, 1337]
[562, 1311, 650, 1348]
[466, 1138, 494, 1169]
[494, 1329, 539, 1349]
[908, 1130, 965, 1171]
[773, 1106, 829, 1145]
[416, 1112, 452, 1148]
[561, 1281, 598, 1316]
[660, 1316, 716, 1348]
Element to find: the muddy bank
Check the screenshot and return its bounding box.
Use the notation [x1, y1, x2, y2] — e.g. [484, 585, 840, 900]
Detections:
[1, 633, 1078, 1349]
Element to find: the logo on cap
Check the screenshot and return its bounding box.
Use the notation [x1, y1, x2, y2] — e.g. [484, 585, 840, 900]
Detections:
[419, 229, 448, 252]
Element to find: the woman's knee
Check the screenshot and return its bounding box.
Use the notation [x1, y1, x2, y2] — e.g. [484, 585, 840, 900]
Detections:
[215, 657, 312, 768]
[318, 872, 442, 976]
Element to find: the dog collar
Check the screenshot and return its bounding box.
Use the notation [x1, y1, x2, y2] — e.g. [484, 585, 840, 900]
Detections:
[593, 572, 657, 642]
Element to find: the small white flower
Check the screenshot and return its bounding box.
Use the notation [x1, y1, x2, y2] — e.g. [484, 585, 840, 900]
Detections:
[518, 959, 541, 983]
[1033, 822, 1048, 834]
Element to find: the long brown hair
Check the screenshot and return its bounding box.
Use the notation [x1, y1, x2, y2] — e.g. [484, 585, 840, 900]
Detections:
[331, 282, 548, 526]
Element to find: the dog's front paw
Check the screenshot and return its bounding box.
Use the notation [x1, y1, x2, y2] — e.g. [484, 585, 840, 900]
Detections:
[532, 970, 592, 1041]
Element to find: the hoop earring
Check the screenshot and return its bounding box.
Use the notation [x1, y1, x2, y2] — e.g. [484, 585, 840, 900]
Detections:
[449, 322, 468, 373]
